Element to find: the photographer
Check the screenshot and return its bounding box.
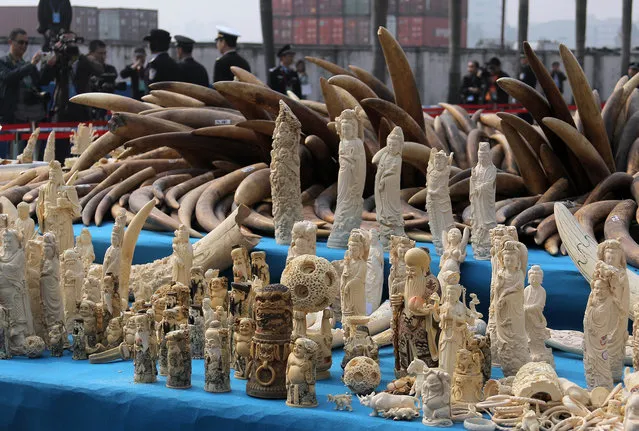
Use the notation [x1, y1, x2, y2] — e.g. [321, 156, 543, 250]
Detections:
[0, 28, 47, 125]
[37, 0, 72, 51]
[120, 47, 147, 100]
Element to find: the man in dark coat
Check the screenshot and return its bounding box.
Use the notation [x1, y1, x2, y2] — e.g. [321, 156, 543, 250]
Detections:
[459, 60, 483, 104]
[174, 35, 209, 87]
[37, 0, 72, 50]
[143, 29, 182, 87]
[268, 44, 301, 98]
[213, 26, 251, 83]
[519, 55, 537, 89]
[482, 57, 510, 104]
[120, 47, 147, 100]
[550, 61, 567, 94]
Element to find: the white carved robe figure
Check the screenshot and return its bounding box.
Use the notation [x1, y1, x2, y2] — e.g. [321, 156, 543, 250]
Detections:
[365, 229, 384, 314]
[340, 230, 369, 319]
[426, 149, 455, 256]
[171, 225, 193, 286]
[75, 228, 95, 276]
[327, 109, 367, 249]
[0, 231, 31, 338]
[469, 142, 497, 260]
[40, 234, 63, 328]
[14, 203, 35, 251]
[523, 265, 554, 367]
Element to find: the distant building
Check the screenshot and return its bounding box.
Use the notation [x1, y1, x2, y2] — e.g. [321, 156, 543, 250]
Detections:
[272, 0, 468, 48]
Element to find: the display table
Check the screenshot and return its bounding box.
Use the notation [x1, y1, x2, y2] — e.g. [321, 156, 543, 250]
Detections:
[0, 346, 586, 431]
[73, 223, 622, 331]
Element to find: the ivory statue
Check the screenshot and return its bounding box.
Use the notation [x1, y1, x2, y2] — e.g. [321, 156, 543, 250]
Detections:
[0, 306, 10, 359]
[493, 240, 531, 376]
[208, 276, 229, 311]
[287, 221, 317, 262]
[625, 393, 639, 431]
[215, 306, 228, 328]
[105, 317, 123, 349]
[373, 126, 405, 249]
[133, 313, 158, 383]
[166, 328, 191, 389]
[421, 368, 452, 427]
[468, 334, 491, 383]
[437, 271, 473, 380]
[426, 149, 455, 256]
[633, 303, 639, 372]
[342, 325, 379, 371]
[286, 337, 319, 408]
[17, 128, 38, 163]
[102, 214, 124, 310]
[327, 109, 366, 249]
[25, 237, 45, 340]
[250, 251, 270, 287]
[36, 161, 81, 253]
[341, 229, 369, 321]
[596, 240, 629, 382]
[233, 317, 255, 379]
[270, 100, 303, 245]
[231, 246, 250, 283]
[71, 318, 87, 360]
[48, 322, 64, 357]
[365, 229, 384, 315]
[524, 265, 554, 367]
[583, 263, 617, 389]
[75, 228, 95, 276]
[388, 235, 414, 296]
[70, 123, 97, 155]
[203, 298, 215, 328]
[78, 299, 98, 347]
[40, 233, 63, 329]
[204, 322, 231, 393]
[438, 227, 470, 286]
[0, 230, 31, 354]
[171, 225, 193, 287]
[470, 142, 497, 260]
[158, 308, 178, 376]
[82, 276, 101, 303]
[451, 348, 483, 404]
[14, 202, 35, 251]
[43, 130, 55, 163]
[391, 247, 440, 376]
[61, 248, 83, 327]
[189, 267, 205, 307]
[189, 306, 205, 359]
[102, 274, 122, 319]
[230, 282, 251, 320]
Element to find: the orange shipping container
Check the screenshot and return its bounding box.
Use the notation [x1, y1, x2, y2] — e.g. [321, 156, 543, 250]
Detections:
[273, 0, 293, 16]
[319, 17, 344, 45]
[398, 16, 423, 47]
[293, 17, 318, 44]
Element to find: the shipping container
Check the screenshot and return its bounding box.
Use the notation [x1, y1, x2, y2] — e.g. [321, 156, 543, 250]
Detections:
[319, 17, 344, 45]
[398, 0, 425, 15]
[388, 0, 399, 14]
[318, 0, 342, 15]
[73, 6, 99, 41]
[398, 16, 423, 46]
[293, 0, 317, 15]
[273, 0, 293, 16]
[423, 15, 467, 48]
[344, 17, 369, 45]
[424, 0, 468, 18]
[343, 0, 370, 16]
[293, 17, 318, 44]
[99, 9, 121, 40]
[273, 18, 293, 44]
[0, 7, 39, 39]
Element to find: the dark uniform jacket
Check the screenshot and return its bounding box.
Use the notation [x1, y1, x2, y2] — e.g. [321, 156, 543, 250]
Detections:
[145, 52, 182, 87]
[268, 64, 302, 98]
[519, 64, 537, 89]
[0, 54, 42, 123]
[459, 72, 484, 104]
[178, 57, 210, 88]
[213, 50, 250, 83]
[120, 64, 146, 100]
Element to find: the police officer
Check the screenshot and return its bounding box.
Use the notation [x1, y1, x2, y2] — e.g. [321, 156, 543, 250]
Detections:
[268, 45, 301, 98]
[143, 29, 181, 86]
[213, 26, 251, 83]
[174, 35, 209, 87]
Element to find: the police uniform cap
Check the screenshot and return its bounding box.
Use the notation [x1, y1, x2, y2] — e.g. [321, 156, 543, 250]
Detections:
[630, 62, 639, 70]
[174, 35, 195, 48]
[143, 29, 171, 44]
[215, 25, 241, 43]
[277, 44, 295, 57]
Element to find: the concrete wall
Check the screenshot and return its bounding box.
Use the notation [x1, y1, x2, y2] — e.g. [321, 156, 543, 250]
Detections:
[2, 38, 635, 106]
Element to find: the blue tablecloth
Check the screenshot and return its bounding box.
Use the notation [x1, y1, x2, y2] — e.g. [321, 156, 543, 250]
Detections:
[76, 223, 604, 331]
[0, 345, 587, 431]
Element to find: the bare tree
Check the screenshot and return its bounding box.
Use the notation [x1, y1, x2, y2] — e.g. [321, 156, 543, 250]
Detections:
[576, 0, 587, 66]
[371, 0, 389, 82]
[447, 0, 462, 103]
[260, 0, 275, 78]
[621, 0, 633, 75]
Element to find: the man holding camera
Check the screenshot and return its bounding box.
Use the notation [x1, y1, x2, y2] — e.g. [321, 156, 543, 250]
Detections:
[0, 28, 47, 125]
[120, 47, 147, 100]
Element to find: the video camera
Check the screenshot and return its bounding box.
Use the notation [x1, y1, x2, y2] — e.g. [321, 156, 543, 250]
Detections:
[51, 31, 83, 61]
[89, 72, 126, 94]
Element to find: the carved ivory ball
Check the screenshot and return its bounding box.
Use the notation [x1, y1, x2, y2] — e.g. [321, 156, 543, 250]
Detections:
[280, 255, 338, 313]
[343, 356, 381, 395]
[25, 335, 46, 358]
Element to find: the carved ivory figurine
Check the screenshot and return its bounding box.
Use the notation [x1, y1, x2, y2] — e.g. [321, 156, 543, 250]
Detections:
[287, 221, 317, 263]
[62, 248, 83, 326]
[388, 235, 414, 296]
[71, 318, 87, 360]
[327, 109, 366, 249]
[43, 130, 55, 163]
[340, 229, 369, 321]
[493, 240, 531, 376]
[233, 317, 255, 379]
[426, 149, 455, 256]
[133, 313, 157, 383]
[158, 308, 178, 376]
[391, 247, 440, 376]
[251, 251, 270, 287]
[470, 142, 497, 260]
[583, 263, 618, 389]
[365, 229, 384, 315]
[286, 337, 319, 408]
[421, 369, 452, 427]
[204, 322, 231, 393]
[451, 348, 483, 404]
[524, 265, 554, 367]
[231, 246, 250, 283]
[270, 100, 303, 245]
[36, 161, 81, 253]
[166, 328, 191, 389]
[17, 128, 38, 163]
[48, 322, 64, 357]
[208, 276, 229, 311]
[596, 240, 629, 382]
[625, 393, 639, 431]
[40, 233, 63, 329]
[75, 228, 95, 276]
[70, 123, 97, 155]
[438, 227, 470, 286]
[14, 202, 35, 251]
[171, 225, 193, 287]
[372, 126, 405, 249]
[189, 267, 205, 307]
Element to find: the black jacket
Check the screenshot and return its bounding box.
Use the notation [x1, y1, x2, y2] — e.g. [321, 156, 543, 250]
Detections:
[482, 70, 510, 104]
[178, 57, 210, 88]
[0, 54, 42, 123]
[145, 52, 182, 87]
[268, 64, 302, 98]
[37, 0, 73, 35]
[459, 72, 484, 104]
[120, 64, 146, 100]
[213, 51, 251, 83]
[519, 64, 537, 89]
[551, 70, 567, 94]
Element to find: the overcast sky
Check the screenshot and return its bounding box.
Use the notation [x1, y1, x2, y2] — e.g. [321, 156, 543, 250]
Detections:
[2, 0, 637, 42]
